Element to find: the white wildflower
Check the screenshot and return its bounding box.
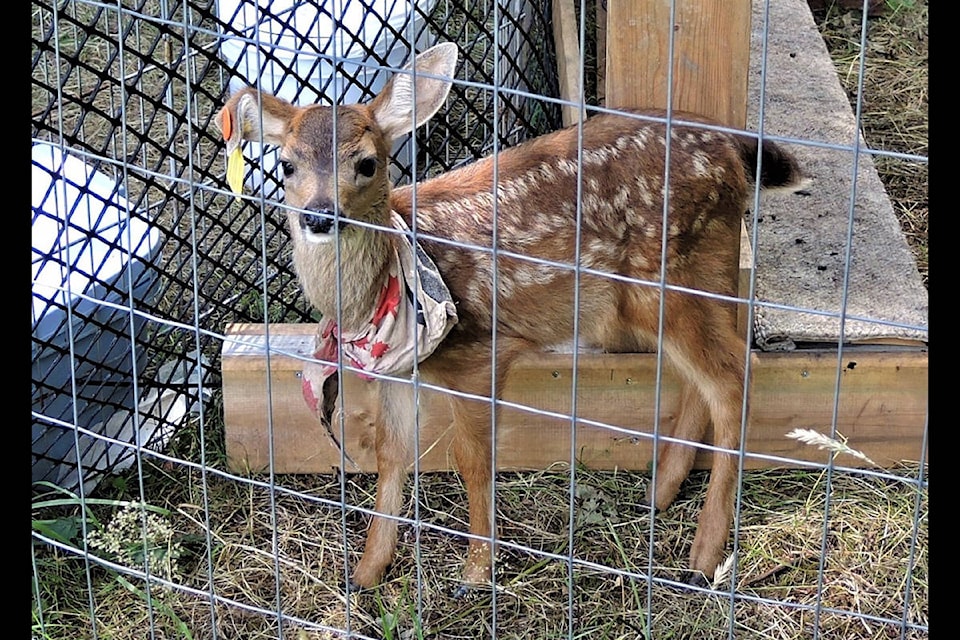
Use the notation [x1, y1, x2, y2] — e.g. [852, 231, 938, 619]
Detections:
[87, 502, 183, 587]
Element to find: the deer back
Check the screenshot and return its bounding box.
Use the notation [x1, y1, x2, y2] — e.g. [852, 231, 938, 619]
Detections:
[390, 110, 758, 349]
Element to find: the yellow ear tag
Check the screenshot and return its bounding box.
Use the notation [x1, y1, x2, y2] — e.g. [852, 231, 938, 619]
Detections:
[226, 146, 245, 194]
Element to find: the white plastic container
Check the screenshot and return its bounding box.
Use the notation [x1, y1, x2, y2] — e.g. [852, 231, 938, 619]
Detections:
[217, 0, 437, 191]
[31, 142, 160, 492]
[31, 144, 158, 323]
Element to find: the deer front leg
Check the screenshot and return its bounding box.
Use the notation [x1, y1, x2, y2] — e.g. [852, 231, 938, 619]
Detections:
[430, 340, 529, 595]
[350, 380, 415, 590]
[449, 395, 494, 590]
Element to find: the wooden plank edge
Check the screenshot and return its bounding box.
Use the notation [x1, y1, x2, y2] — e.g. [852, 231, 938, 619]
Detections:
[738, 219, 753, 341]
[595, 0, 606, 106]
[222, 324, 927, 475]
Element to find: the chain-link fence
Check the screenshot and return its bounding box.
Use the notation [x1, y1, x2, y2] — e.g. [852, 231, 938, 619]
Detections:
[31, 0, 561, 493]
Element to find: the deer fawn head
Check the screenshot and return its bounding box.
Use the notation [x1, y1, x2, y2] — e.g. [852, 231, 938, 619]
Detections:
[217, 42, 458, 245]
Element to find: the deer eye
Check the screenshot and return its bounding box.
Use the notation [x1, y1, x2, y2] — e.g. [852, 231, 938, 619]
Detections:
[356, 156, 377, 179]
[280, 160, 294, 177]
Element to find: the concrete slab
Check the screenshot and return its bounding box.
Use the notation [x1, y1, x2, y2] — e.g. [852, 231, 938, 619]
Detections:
[745, 0, 928, 350]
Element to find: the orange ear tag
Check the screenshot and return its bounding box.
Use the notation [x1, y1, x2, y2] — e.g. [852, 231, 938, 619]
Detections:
[221, 109, 233, 141]
[221, 109, 244, 194]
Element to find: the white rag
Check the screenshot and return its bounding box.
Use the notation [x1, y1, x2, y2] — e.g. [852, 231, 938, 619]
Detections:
[301, 211, 458, 428]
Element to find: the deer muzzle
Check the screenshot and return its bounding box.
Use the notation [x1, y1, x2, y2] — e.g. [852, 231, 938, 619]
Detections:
[299, 208, 345, 243]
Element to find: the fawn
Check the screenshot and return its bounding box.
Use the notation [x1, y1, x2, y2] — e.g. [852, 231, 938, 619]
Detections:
[217, 42, 805, 592]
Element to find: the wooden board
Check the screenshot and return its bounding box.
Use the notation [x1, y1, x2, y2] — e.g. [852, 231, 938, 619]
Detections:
[604, 0, 752, 128]
[552, 0, 583, 127]
[596, 0, 607, 106]
[222, 324, 928, 476]
[738, 220, 753, 340]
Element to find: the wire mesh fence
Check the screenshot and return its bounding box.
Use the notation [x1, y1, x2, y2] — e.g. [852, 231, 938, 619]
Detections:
[31, 0, 927, 638]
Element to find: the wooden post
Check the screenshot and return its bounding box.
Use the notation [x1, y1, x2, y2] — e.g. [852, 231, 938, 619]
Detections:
[604, 0, 753, 339]
[596, 0, 607, 106]
[552, 0, 583, 127]
[604, 0, 752, 127]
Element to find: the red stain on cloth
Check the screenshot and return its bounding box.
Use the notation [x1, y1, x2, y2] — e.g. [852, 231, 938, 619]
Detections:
[300, 211, 458, 426]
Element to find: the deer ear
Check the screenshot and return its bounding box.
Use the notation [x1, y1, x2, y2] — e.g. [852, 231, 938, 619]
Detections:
[368, 42, 458, 144]
[217, 88, 297, 154]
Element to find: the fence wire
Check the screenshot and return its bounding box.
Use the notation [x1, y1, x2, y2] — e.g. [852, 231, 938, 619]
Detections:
[31, 0, 927, 638]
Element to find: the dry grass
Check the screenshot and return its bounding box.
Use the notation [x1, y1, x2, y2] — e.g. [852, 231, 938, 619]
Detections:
[814, 0, 928, 285]
[32, 1, 928, 639]
[33, 455, 927, 639]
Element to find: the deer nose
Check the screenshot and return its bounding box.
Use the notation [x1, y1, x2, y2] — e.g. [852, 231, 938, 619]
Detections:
[300, 207, 341, 235]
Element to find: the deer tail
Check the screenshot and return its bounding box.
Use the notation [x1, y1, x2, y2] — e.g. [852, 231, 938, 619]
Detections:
[737, 137, 808, 192]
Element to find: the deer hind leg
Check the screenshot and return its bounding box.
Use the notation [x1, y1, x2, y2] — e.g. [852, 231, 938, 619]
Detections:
[661, 296, 748, 587]
[646, 381, 711, 512]
[350, 378, 415, 590]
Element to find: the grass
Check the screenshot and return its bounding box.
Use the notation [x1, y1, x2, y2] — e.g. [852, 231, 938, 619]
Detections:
[814, 0, 928, 286]
[31, 0, 928, 638]
[33, 458, 927, 638]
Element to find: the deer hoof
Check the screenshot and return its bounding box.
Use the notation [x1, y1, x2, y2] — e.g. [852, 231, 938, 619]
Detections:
[346, 578, 367, 595]
[680, 570, 710, 591]
[348, 565, 385, 593]
[452, 583, 474, 599]
[639, 492, 662, 515]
